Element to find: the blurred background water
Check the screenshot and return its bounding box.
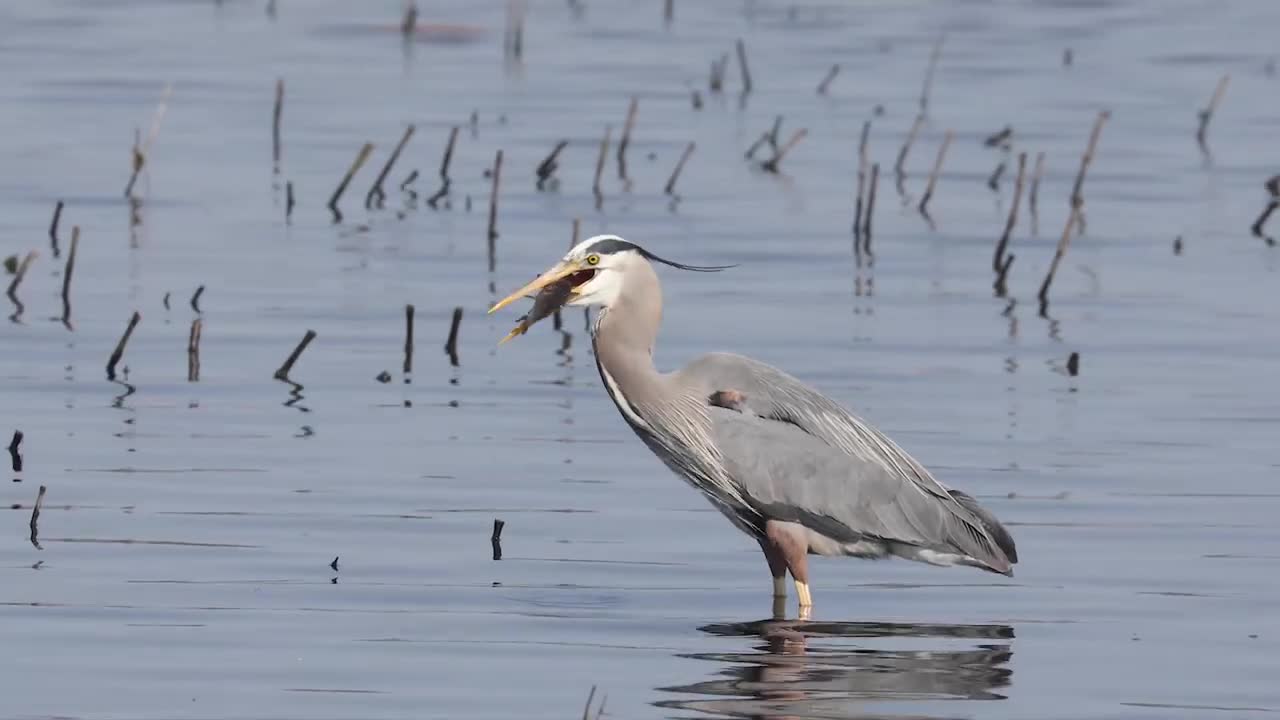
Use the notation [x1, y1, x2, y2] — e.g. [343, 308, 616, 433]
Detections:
[1, 1, 1278, 718]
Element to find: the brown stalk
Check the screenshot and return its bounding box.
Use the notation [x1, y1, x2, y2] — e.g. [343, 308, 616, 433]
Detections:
[616, 97, 639, 182]
[1195, 74, 1229, 154]
[48, 200, 64, 258]
[444, 307, 462, 367]
[664, 142, 696, 196]
[593, 125, 612, 208]
[106, 311, 142, 381]
[816, 64, 840, 95]
[1070, 110, 1110, 211]
[274, 329, 316, 380]
[861, 163, 879, 257]
[272, 78, 284, 170]
[993, 152, 1028, 274]
[60, 226, 79, 328]
[328, 142, 375, 221]
[187, 318, 202, 382]
[735, 39, 752, 94]
[917, 130, 954, 218]
[760, 129, 807, 173]
[427, 126, 460, 208]
[487, 150, 503, 271]
[29, 485, 46, 550]
[1038, 208, 1080, 312]
[366, 124, 416, 209]
[403, 304, 416, 375]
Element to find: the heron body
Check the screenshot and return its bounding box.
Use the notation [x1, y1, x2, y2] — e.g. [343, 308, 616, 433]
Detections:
[492, 235, 1017, 615]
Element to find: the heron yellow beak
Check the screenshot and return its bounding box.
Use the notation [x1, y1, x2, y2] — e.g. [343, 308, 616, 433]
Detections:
[488, 260, 582, 315]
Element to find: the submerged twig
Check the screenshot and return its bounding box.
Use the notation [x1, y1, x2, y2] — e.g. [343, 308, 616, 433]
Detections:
[1038, 208, 1080, 313]
[592, 125, 612, 208]
[487, 149, 503, 246]
[1028, 151, 1046, 231]
[994, 152, 1028, 274]
[760, 129, 807, 173]
[816, 64, 840, 95]
[1070, 110, 1110, 211]
[664, 142, 696, 196]
[735, 39, 753, 94]
[1196, 74, 1230, 155]
[617, 97, 638, 182]
[445, 307, 462, 367]
[274, 330, 316, 380]
[491, 518, 505, 561]
[48, 200, 64, 259]
[366, 124, 416, 209]
[187, 318, 202, 382]
[861, 163, 879, 257]
[403, 304, 416, 375]
[329, 142, 375, 221]
[917, 130, 954, 220]
[536, 140, 569, 190]
[427, 126, 460, 208]
[60, 226, 79, 328]
[106, 311, 142, 381]
[273, 78, 284, 170]
[7, 430, 22, 473]
[919, 34, 945, 116]
[29, 485, 47, 550]
[894, 114, 924, 178]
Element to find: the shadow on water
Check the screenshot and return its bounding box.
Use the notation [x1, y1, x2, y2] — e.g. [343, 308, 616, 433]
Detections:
[657, 618, 1013, 720]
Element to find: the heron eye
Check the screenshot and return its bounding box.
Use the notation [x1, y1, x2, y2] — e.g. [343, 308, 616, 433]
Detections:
[586, 254, 600, 266]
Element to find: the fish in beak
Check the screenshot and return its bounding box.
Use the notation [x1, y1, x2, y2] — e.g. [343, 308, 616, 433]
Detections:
[489, 260, 596, 343]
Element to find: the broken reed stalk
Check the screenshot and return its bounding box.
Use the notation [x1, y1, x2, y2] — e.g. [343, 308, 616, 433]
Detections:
[1195, 74, 1230, 152]
[1252, 201, 1278, 243]
[761, 129, 807, 173]
[106, 311, 142, 381]
[190, 284, 205, 313]
[285, 181, 295, 221]
[366, 124, 416, 209]
[816, 64, 840, 95]
[8, 430, 21, 473]
[491, 518, 505, 561]
[1070, 110, 1110, 211]
[853, 120, 871, 240]
[187, 318, 202, 382]
[1038, 208, 1080, 311]
[709, 52, 729, 93]
[272, 78, 284, 170]
[593, 125, 612, 205]
[124, 128, 145, 198]
[48, 200, 64, 258]
[444, 307, 462, 366]
[919, 34, 945, 115]
[60, 226, 79, 326]
[29, 485, 46, 548]
[487, 150, 503, 249]
[664, 142, 696, 195]
[535, 140, 568, 189]
[328, 142, 375, 220]
[616, 97, 638, 181]
[993, 152, 1028, 273]
[917, 130, 954, 216]
[6, 251, 37, 302]
[427, 126, 460, 207]
[735, 39, 752, 94]
[743, 131, 770, 161]
[403, 304, 415, 375]
[1028, 151, 1046, 224]
[861, 163, 879, 256]
[894, 114, 924, 177]
[987, 161, 1006, 191]
[767, 115, 783, 150]
[274, 329, 316, 380]
[994, 254, 1015, 297]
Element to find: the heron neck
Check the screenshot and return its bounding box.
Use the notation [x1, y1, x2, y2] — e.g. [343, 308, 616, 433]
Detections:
[592, 259, 665, 407]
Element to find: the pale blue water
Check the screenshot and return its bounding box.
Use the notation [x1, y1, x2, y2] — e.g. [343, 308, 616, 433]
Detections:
[2, 1, 1278, 718]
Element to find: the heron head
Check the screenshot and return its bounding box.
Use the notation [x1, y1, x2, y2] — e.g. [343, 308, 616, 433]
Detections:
[488, 234, 732, 320]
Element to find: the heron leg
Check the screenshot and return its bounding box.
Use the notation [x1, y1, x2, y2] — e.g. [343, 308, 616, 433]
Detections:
[758, 537, 788, 598]
[764, 520, 813, 613]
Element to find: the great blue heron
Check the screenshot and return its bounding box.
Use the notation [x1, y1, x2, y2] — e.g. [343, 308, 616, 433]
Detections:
[490, 234, 1017, 615]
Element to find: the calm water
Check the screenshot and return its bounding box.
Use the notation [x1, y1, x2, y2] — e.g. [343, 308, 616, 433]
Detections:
[2, 1, 1279, 718]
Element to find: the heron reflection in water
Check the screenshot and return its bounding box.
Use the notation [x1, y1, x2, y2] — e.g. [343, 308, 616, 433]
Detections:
[658, 617, 1014, 719]
[492, 235, 1018, 616]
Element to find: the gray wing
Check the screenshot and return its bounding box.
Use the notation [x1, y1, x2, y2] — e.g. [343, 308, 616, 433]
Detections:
[676, 352, 1016, 573]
